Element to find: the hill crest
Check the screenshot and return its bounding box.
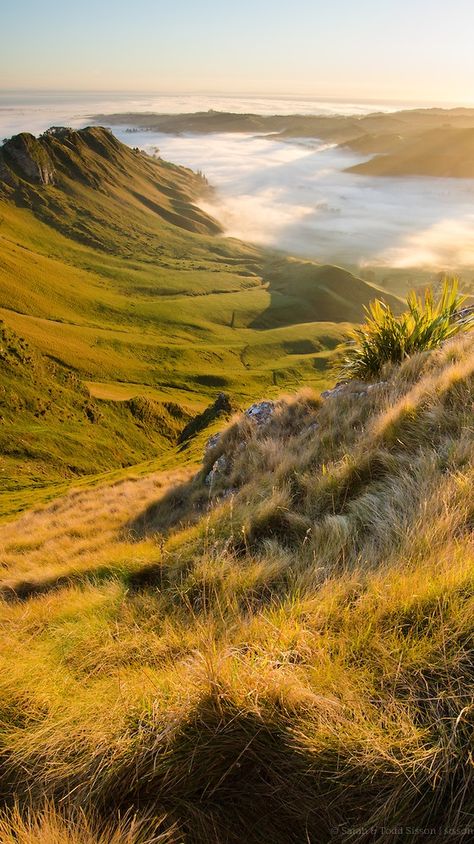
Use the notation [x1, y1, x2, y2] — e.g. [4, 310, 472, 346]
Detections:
[0, 126, 222, 237]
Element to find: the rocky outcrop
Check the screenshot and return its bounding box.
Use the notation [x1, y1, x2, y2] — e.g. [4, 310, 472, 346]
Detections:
[204, 400, 276, 466]
[205, 454, 230, 487]
[321, 380, 388, 400]
[204, 400, 277, 490]
[244, 400, 275, 426]
[0, 157, 15, 188]
[204, 432, 222, 458]
[202, 382, 391, 496]
[0, 133, 56, 186]
[456, 306, 474, 325]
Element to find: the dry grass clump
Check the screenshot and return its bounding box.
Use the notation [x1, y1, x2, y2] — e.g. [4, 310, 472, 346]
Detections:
[0, 804, 175, 843]
[0, 334, 473, 842]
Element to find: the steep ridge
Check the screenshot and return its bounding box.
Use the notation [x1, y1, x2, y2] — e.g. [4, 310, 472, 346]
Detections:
[0, 126, 222, 242]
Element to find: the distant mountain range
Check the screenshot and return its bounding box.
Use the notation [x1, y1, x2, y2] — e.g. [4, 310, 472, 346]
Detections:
[95, 107, 474, 178]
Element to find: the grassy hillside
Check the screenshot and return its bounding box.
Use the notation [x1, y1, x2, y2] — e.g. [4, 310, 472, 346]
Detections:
[0, 319, 195, 517]
[0, 332, 472, 842]
[0, 127, 401, 510]
[348, 127, 474, 178]
[0, 126, 221, 238]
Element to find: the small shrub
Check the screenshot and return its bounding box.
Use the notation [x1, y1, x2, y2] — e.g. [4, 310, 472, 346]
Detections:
[340, 279, 473, 379]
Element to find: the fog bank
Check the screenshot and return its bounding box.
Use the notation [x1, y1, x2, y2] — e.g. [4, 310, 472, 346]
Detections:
[114, 128, 474, 270]
[0, 90, 413, 138]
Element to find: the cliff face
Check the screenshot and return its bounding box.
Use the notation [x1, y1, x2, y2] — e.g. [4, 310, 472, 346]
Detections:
[0, 132, 56, 186]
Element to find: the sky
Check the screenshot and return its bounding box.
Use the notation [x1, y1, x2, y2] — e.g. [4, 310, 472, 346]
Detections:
[2, 0, 474, 103]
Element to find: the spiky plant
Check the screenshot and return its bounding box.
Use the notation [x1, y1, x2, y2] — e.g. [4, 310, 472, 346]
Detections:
[340, 278, 473, 379]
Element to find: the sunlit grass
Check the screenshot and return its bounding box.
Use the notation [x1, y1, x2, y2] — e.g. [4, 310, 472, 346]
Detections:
[340, 278, 473, 379]
[0, 334, 473, 841]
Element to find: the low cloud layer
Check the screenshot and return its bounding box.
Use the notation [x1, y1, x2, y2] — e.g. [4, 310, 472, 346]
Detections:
[0, 91, 405, 140]
[0, 92, 405, 143]
[115, 128, 474, 270]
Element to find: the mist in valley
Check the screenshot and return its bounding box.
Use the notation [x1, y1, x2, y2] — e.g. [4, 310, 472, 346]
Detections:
[115, 127, 474, 272]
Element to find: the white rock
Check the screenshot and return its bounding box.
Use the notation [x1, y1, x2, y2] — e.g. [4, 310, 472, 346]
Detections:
[205, 454, 228, 486]
[245, 400, 275, 426]
[204, 432, 221, 457]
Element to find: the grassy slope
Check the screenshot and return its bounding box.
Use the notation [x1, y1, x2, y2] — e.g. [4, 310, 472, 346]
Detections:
[0, 127, 401, 512]
[348, 126, 474, 177]
[0, 333, 472, 842]
[0, 319, 198, 517]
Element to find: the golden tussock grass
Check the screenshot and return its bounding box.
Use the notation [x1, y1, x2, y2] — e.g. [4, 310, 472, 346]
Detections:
[0, 335, 473, 842]
[0, 803, 176, 843]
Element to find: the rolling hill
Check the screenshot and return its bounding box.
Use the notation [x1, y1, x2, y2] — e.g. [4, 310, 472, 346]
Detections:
[0, 126, 401, 512]
[96, 106, 474, 143]
[348, 126, 474, 177]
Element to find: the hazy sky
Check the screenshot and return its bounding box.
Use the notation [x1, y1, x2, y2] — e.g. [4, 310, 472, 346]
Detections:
[2, 0, 474, 103]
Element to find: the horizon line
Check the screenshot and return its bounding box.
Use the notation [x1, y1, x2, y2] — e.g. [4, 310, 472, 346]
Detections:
[1, 87, 473, 107]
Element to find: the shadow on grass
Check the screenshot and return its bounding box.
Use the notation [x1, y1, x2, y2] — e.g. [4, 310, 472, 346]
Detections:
[1, 680, 471, 844]
[123, 472, 207, 543]
[94, 690, 339, 844]
[0, 562, 128, 602]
